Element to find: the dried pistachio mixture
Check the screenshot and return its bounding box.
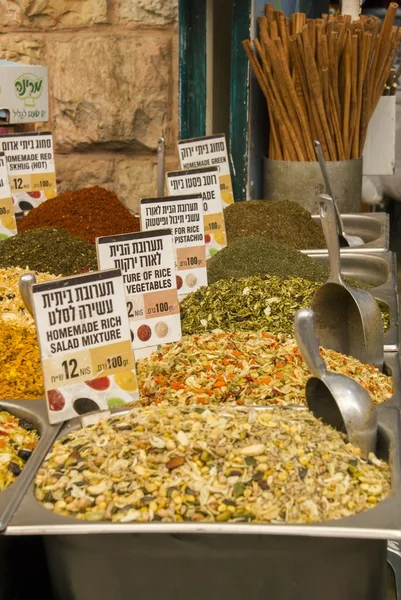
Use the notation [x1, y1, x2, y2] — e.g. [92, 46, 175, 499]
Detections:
[138, 332, 392, 407]
[35, 405, 390, 524]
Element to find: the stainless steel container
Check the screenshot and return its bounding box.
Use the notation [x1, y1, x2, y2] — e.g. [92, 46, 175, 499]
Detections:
[0, 400, 61, 600]
[263, 158, 362, 213]
[6, 405, 401, 600]
[309, 212, 390, 253]
[0, 399, 61, 530]
[306, 251, 400, 351]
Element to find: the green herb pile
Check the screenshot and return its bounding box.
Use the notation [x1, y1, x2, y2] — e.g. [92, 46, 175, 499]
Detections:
[207, 236, 331, 284]
[181, 275, 390, 335]
[181, 275, 320, 336]
[225, 200, 326, 249]
[0, 227, 98, 276]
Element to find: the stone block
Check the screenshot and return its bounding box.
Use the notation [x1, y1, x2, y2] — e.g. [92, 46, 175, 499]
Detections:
[48, 32, 174, 153]
[0, 0, 108, 29]
[117, 0, 178, 25]
[0, 34, 45, 62]
[55, 154, 115, 194]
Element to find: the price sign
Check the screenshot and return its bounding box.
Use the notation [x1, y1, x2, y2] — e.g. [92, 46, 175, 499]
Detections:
[96, 229, 181, 352]
[166, 166, 227, 259]
[140, 194, 207, 297]
[0, 153, 17, 239]
[178, 134, 234, 208]
[0, 131, 57, 213]
[32, 269, 138, 424]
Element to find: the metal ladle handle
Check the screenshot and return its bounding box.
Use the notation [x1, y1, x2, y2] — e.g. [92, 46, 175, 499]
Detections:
[157, 137, 165, 198]
[314, 140, 346, 238]
[294, 308, 327, 379]
[18, 273, 36, 317]
[319, 194, 344, 285]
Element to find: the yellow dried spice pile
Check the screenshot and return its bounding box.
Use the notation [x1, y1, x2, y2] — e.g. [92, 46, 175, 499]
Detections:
[0, 324, 44, 400]
[0, 267, 59, 328]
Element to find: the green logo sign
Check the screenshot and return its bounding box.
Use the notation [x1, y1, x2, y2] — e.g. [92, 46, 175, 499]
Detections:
[14, 74, 43, 107]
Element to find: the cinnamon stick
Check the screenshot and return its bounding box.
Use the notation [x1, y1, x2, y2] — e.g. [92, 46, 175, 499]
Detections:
[301, 27, 336, 160]
[340, 31, 352, 159]
[347, 34, 359, 159]
[265, 3, 274, 21]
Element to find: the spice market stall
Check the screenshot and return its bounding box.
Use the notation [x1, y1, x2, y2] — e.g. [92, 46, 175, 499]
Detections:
[1, 5, 401, 599]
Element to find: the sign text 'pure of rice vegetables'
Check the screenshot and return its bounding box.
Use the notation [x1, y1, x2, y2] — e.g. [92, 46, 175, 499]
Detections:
[96, 229, 181, 354]
[140, 194, 207, 297]
[178, 134, 234, 208]
[0, 131, 57, 213]
[32, 269, 138, 424]
[0, 153, 17, 239]
[166, 167, 227, 259]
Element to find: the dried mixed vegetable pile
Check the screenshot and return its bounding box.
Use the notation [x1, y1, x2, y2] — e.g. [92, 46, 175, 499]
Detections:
[35, 405, 390, 524]
[137, 331, 392, 407]
[0, 410, 39, 491]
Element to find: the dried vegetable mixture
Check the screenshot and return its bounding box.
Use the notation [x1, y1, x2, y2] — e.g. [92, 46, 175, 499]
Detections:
[0, 325, 43, 400]
[0, 267, 59, 328]
[35, 405, 390, 524]
[138, 332, 392, 407]
[0, 410, 39, 491]
[225, 200, 326, 249]
[0, 228, 97, 276]
[18, 186, 140, 245]
[181, 276, 390, 334]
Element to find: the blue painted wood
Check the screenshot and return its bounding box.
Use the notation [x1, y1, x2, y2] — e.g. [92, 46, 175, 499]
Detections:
[229, 0, 252, 202]
[179, 0, 207, 139]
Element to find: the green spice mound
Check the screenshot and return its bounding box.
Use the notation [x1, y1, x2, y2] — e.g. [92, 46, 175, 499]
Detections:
[0, 227, 98, 276]
[207, 236, 330, 284]
[181, 275, 320, 336]
[225, 200, 326, 249]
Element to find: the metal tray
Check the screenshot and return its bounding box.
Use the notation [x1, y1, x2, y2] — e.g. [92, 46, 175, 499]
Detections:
[306, 250, 400, 351]
[0, 399, 61, 531]
[383, 352, 401, 411]
[308, 212, 390, 253]
[6, 404, 401, 540]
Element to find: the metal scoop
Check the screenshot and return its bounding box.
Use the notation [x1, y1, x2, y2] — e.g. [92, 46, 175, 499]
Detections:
[314, 140, 364, 247]
[311, 194, 384, 369]
[19, 273, 36, 317]
[294, 308, 377, 458]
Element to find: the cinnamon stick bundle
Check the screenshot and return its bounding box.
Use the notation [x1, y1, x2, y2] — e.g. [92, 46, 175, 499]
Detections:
[243, 4, 401, 161]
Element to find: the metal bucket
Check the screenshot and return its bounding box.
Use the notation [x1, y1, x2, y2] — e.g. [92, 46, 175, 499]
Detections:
[43, 534, 388, 600]
[263, 158, 363, 213]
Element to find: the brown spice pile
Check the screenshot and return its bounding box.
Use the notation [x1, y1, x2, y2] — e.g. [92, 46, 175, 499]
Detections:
[18, 186, 140, 244]
[0, 324, 44, 400]
[224, 200, 326, 249]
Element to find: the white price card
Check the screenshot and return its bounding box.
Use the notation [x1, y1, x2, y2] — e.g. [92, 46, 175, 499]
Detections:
[0, 153, 17, 239]
[178, 134, 234, 208]
[96, 229, 181, 352]
[166, 166, 227, 259]
[32, 269, 138, 424]
[140, 194, 207, 297]
[0, 131, 57, 213]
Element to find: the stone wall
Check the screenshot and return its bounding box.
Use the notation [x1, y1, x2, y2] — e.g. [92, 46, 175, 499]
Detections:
[0, 0, 179, 213]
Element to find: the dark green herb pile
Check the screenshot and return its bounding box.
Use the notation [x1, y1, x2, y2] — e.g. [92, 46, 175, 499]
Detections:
[181, 275, 319, 335]
[0, 227, 98, 276]
[225, 200, 326, 249]
[207, 236, 331, 284]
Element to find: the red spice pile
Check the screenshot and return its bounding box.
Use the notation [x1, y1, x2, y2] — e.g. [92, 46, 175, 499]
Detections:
[18, 186, 140, 244]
